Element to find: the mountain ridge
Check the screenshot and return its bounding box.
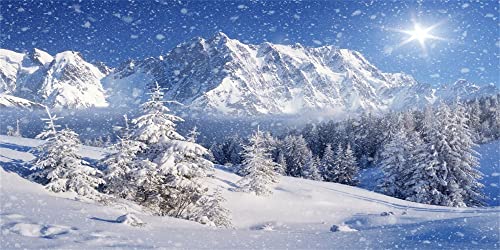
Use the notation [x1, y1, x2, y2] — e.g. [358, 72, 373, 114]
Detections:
[0, 32, 497, 114]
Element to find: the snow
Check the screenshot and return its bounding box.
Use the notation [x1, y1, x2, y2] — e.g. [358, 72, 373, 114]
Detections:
[0, 94, 44, 110]
[1, 135, 499, 249]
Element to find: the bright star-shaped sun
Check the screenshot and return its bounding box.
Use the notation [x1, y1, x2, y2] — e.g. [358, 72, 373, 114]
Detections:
[389, 20, 447, 55]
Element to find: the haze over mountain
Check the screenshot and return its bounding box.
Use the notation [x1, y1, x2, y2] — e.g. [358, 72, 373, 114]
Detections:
[0, 33, 497, 115]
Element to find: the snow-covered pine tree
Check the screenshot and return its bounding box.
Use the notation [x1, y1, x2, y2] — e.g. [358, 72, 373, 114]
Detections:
[209, 142, 226, 165]
[282, 134, 313, 178]
[443, 102, 484, 207]
[405, 102, 484, 207]
[29, 107, 104, 199]
[101, 116, 145, 199]
[467, 99, 482, 142]
[237, 129, 278, 195]
[225, 136, 243, 166]
[336, 143, 359, 186]
[6, 119, 21, 137]
[186, 126, 200, 143]
[275, 151, 287, 175]
[379, 129, 412, 198]
[404, 142, 447, 205]
[320, 144, 336, 182]
[330, 144, 344, 183]
[129, 82, 216, 218]
[195, 188, 232, 228]
[303, 155, 322, 181]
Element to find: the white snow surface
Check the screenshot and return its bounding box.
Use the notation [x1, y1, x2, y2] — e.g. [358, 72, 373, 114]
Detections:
[0, 93, 44, 110]
[0, 135, 499, 249]
[0, 48, 108, 109]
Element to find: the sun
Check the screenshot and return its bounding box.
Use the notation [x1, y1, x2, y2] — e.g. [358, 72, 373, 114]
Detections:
[390, 20, 447, 55]
[408, 23, 430, 45]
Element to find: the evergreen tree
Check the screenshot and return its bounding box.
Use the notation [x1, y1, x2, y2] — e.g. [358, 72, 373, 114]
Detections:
[101, 116, 145, 199]
[129, 83, 216, 218]
[303, 155, 322, 181]
[196, 188, 232, 228]
[186, 126, 200, 143]
[320, 144, 336, 182]
[330, 144, 344, 183]
[209, 142, 226, 165]
[405, 102, 484, 207]
[237, 129, 278, 195]
[29, 108, 103, 199]
[379, 129, 411, 198]
[275, 151, 287, 175]
[336, 144, 359, 186]
[282, 135, 312, 177]
[6, 119, 21, 137]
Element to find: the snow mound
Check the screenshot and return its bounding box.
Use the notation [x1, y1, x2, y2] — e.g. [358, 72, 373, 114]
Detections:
[330, 223, 358, 232]
[2, 222, 74, 239]
[116, 213, 145, 227]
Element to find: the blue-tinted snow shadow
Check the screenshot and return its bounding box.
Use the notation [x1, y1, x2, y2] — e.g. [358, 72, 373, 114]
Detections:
[89, 216, 120, 224]
[0, 158, 31, 177]
[0, 142, 33, 153]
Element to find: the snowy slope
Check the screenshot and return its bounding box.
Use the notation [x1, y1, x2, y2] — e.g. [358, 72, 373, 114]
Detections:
[0, 49, 108, 109]
[0, 94, 44, 110]
[1, 135, 498, 249]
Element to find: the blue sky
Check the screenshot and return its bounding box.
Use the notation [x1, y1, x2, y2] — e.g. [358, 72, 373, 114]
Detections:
[1, 0, 498, 86]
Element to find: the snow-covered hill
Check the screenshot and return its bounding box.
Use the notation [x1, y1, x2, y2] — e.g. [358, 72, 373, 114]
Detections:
[0, 48, 107, 109]
[0, 135, 498, 249]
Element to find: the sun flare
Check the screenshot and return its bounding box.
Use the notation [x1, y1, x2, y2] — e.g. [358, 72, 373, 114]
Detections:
[391, 20, 446, 55]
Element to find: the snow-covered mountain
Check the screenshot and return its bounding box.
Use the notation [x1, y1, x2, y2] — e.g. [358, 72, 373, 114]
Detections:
[105, 32, 497, 115]
[1, 33, 498, 114]
[0, 48, 107, 109]
[105, 32, 419, 115]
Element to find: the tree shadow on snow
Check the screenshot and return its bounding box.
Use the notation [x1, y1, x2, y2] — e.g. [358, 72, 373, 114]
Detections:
[0, 142, 33, 153]
[0, 158, 31, 177]
[89, 216, 120, 224]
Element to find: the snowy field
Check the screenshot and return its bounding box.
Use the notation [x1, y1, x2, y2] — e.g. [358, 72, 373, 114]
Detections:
[0, 135, 499, 249]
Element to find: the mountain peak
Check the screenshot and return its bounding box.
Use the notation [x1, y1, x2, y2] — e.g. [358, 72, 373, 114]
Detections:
[29, 48, 53, 66]
[209, 31, 233, 45]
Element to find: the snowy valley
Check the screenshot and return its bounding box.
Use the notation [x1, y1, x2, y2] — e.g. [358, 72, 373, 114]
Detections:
[1, 135, 498, 249]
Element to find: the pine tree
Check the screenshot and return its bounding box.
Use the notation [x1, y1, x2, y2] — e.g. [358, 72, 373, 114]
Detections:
[282, 135, 312, 178]
[128, 83, 217, 218]
[195, 188, 232, 228]
[330, 144, 344, 183]
[336, 144, 359, 186]
[379, 129, 411, 198]
[102, 116, 145, 199]
[275, 151, 287, 175]
[405, 102, 485, 207]
[404, 143, 447, 205]
[29, 108, 104, 199]
[237, 129, 278, 195]
[6, 119, 21, 137]
[186, 126, 200, 143]
[320, 144, 336, 182]
[303, 155, 322, 181]
[209, 142, 226, 165]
